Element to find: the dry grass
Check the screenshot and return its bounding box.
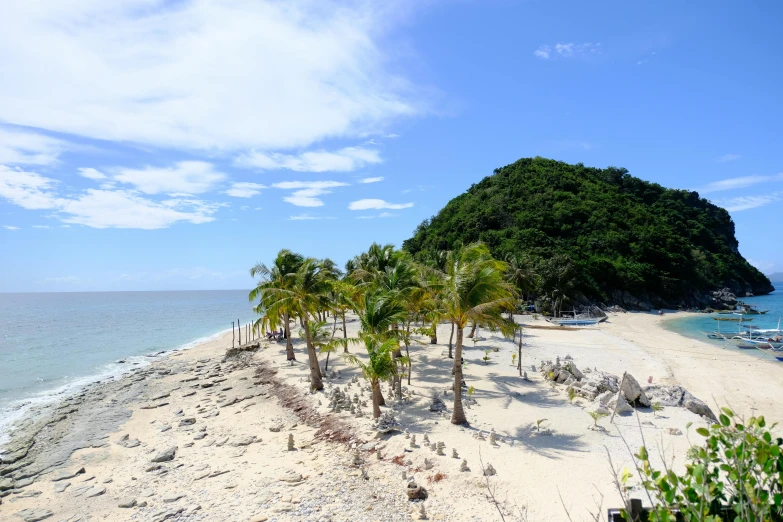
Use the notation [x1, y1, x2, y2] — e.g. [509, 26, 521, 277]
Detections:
[391, 454, 406, 466]
[427, 471, 448, 484]
[252, 361, 363, 445]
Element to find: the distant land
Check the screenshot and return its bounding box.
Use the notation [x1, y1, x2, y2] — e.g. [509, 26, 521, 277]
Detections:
[404, 157, 773, 310]
[767, 272, 783, 283]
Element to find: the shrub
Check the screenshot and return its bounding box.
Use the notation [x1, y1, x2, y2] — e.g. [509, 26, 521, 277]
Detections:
[622, 409, 783, 521]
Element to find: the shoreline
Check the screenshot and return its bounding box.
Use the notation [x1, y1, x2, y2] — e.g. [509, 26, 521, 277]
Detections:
[2, 311, 782, 521]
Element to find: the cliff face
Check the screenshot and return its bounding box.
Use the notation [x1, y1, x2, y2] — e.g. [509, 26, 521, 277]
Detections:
[404, 157, 773, 310]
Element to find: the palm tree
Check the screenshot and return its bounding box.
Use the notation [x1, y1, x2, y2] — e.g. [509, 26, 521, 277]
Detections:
[298, 319, 345, 372]
[505, 254, 538, 314]
[329, 279, 362, 352]
[344, 336, 401, 418]
[258, 257, 331, 390]
[441, 243, 515, 425]
[249, 249, 303, 361]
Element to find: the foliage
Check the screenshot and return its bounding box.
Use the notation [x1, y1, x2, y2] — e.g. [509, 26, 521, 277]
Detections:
[588, 410, 608, 427]
[511, 353, 517, 366]
[535, 418, 547, 432]
[467, 385, 475, 396]
[567, 387, 577, 403]
[625, 409, 783, 522]
[403, 157, 772, 307]
[483, 348, 491, 364]
[652, 401, 664, 418]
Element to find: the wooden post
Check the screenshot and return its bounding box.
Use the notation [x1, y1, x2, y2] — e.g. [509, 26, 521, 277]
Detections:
[238, 319, 241, 345]
[610, 372, 627, 424]
[232, 321, 235, 348]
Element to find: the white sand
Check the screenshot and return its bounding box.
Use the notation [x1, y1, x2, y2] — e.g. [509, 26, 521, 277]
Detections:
[4, 311, 782, 521]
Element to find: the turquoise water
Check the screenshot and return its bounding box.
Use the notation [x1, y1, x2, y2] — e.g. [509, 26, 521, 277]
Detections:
[0, 290, 255, 443]
[664, 282, 783, 355]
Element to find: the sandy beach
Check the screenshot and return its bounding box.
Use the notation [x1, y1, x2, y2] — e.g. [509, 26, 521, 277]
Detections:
[2, 311, 782, 522]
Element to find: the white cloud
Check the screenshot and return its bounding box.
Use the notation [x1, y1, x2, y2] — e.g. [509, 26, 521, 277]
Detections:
[0, 2, 420, 153]
[348, 198, 413, 210]
[40, 275, 79, 283]
[717, 154, 741, 163]
[236, 147, 382, 172]
[355, 211, 395, 219]
[254, 207, 262, 211]
[114, 161, 225, 195]
[288, 213, 336, 221]
[272, 181, 349, 207]
[0, 165, 222, 229]
[699, 174, 783, 194]
[240, 206, 249, 211]
[32, 225, 51, 229]
[4, 225, 20, 230]
[0, 165, 60, 209]
[224, 182, 266, 198]
[359, 176, 384, 184]
[78, 167, 107, 180]
[0, 127, 65, 166]
[534, 42, 601, 60]
[714, 192, 782, 212]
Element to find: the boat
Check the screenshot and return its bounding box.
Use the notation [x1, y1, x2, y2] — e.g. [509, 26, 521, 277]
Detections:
[548, 308, 607, 326]
[776, 356, 783, 362]
[713, 315, 752, 322]
[738, 302, 770, 315]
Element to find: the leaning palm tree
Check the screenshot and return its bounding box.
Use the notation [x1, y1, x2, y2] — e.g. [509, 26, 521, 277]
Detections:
[344, 336, 401, 418]
[441, 243, 515, 425]
[260, 257, 332, 390]
[249, 249, 303, 361]
[298, 319, 346, 372]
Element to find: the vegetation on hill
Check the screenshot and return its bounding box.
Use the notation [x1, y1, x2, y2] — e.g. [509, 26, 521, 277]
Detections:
[402, 157, 773, 310]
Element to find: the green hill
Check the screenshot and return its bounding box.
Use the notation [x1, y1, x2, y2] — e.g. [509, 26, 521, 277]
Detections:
[403, 157, 773, 310]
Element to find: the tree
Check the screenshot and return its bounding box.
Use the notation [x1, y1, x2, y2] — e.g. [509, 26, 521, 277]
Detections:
[344, 336, 401, 418]
[298, 319, 345, 373]
[249, 249, 303, 361]
[505, 254, 538, 311]
[440, 243, 515, 424]
[257, 257, 332, 390]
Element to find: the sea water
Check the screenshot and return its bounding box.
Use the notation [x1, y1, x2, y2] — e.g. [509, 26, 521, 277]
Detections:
[0, 290, 255, 445]
[664, 282, 783, 354]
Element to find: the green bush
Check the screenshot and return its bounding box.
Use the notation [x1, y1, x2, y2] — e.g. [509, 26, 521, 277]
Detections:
[624, 409, 783, 521]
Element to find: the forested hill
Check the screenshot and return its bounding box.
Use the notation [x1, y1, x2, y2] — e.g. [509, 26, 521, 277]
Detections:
[403, 157, 774, 310]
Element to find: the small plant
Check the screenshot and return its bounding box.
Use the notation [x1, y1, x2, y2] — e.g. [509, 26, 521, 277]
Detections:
[651, 401, 664, 418]
[482, 348, 491, 364]
[567, 387, 577, 403]
[533, 313, 539, 320]
[511, 353, 517, 366]
[535, 418, 547, 432]
[588, 410, 608, 427]
[548, 371, 555, 380]
[467, 385, 475, 396]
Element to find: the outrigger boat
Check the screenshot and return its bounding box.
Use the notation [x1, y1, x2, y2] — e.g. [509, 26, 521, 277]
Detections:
[738, 302, 770, 315]
[713, 314, 752, 322]
[548, 308, 607, 326]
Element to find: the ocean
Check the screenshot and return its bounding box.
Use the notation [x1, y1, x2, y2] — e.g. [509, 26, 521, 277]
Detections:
[0, 290, 255, 445]
[664, 282, 783, 355]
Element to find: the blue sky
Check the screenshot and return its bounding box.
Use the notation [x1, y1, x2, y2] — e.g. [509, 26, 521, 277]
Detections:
[1, 0, 781, 292]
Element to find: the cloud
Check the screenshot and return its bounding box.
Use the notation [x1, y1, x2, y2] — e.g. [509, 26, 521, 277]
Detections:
[714, 192, 782, 212]
[348, 198, 413, 210]
[288, 213, 336, 221]
[272, 181, 349, 207]
[40, 275, 79, 283]
[32, 225, 51, 229]
[355, 211, 395, 219]
[114, 161, 226, 195]
[0, 126, 65, 166]
[224, 182, 266, 198]
[359, 176, 384, 184]
[0, 165, 223, 229]
[0, 2, 421, 153]
[699, 173, 783, 194]
[534, 43, 601, 60]
[717, 154, 741, 163]
[236, 147, 382, 172]
[4, 225, 20, 230]
[78, 167, 107, 180]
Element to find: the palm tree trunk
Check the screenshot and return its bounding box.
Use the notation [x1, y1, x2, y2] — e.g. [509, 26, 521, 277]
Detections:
[371, 380, 382, 418]
[284, 313, 295, 361]
[467, 323, 477, 338]
[451, 326, 468, 425]
[342, 313, 349, 353]
[406, 321, 412, 385]
[448, 321, 454, 359]
[429, 320, 437, 344]
[377, 384, 386, 406]
[302, 320, 323, 390]
[324, 350, 331, 372]
[518, 331, 523, 376]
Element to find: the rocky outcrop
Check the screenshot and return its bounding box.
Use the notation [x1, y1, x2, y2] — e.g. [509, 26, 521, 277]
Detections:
[644, 385, 718, 422]
[620, 374, 651, 407]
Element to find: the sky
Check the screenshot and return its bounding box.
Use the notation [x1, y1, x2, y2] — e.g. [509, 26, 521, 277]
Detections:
[1, 0, 782, 292]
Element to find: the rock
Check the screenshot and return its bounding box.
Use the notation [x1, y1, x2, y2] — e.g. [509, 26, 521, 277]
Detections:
[428, 397, 447, 413]
[564, 362, 584, 380]
[84, 485, 106, 497]
[53, 482, 70, 493]
[250, 516, 269, 522]
[667, 427, 683, 436]
[595, 390, 614, 405]
[405, 481, 428, 500]
[644, 385, 686, 407]
[163, 493, 185, 503]
[13, 509, 53, 522]
[232, 435, 257, 446]
[277, 469, 303, 484]
[151, 446, 177, 463]
[179, 418, 196, 426]
[607, 393, 634, 414]
[50, 468, 85, 482]
[14, 477, 34, 488]
[118, 497, 137, 508]
[555, 370, 573, 384]
[138, 501, 148, 508]
[620, 374, 651, 407]
[0, 477, 14, 491]
[681, 392, 718, 422]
